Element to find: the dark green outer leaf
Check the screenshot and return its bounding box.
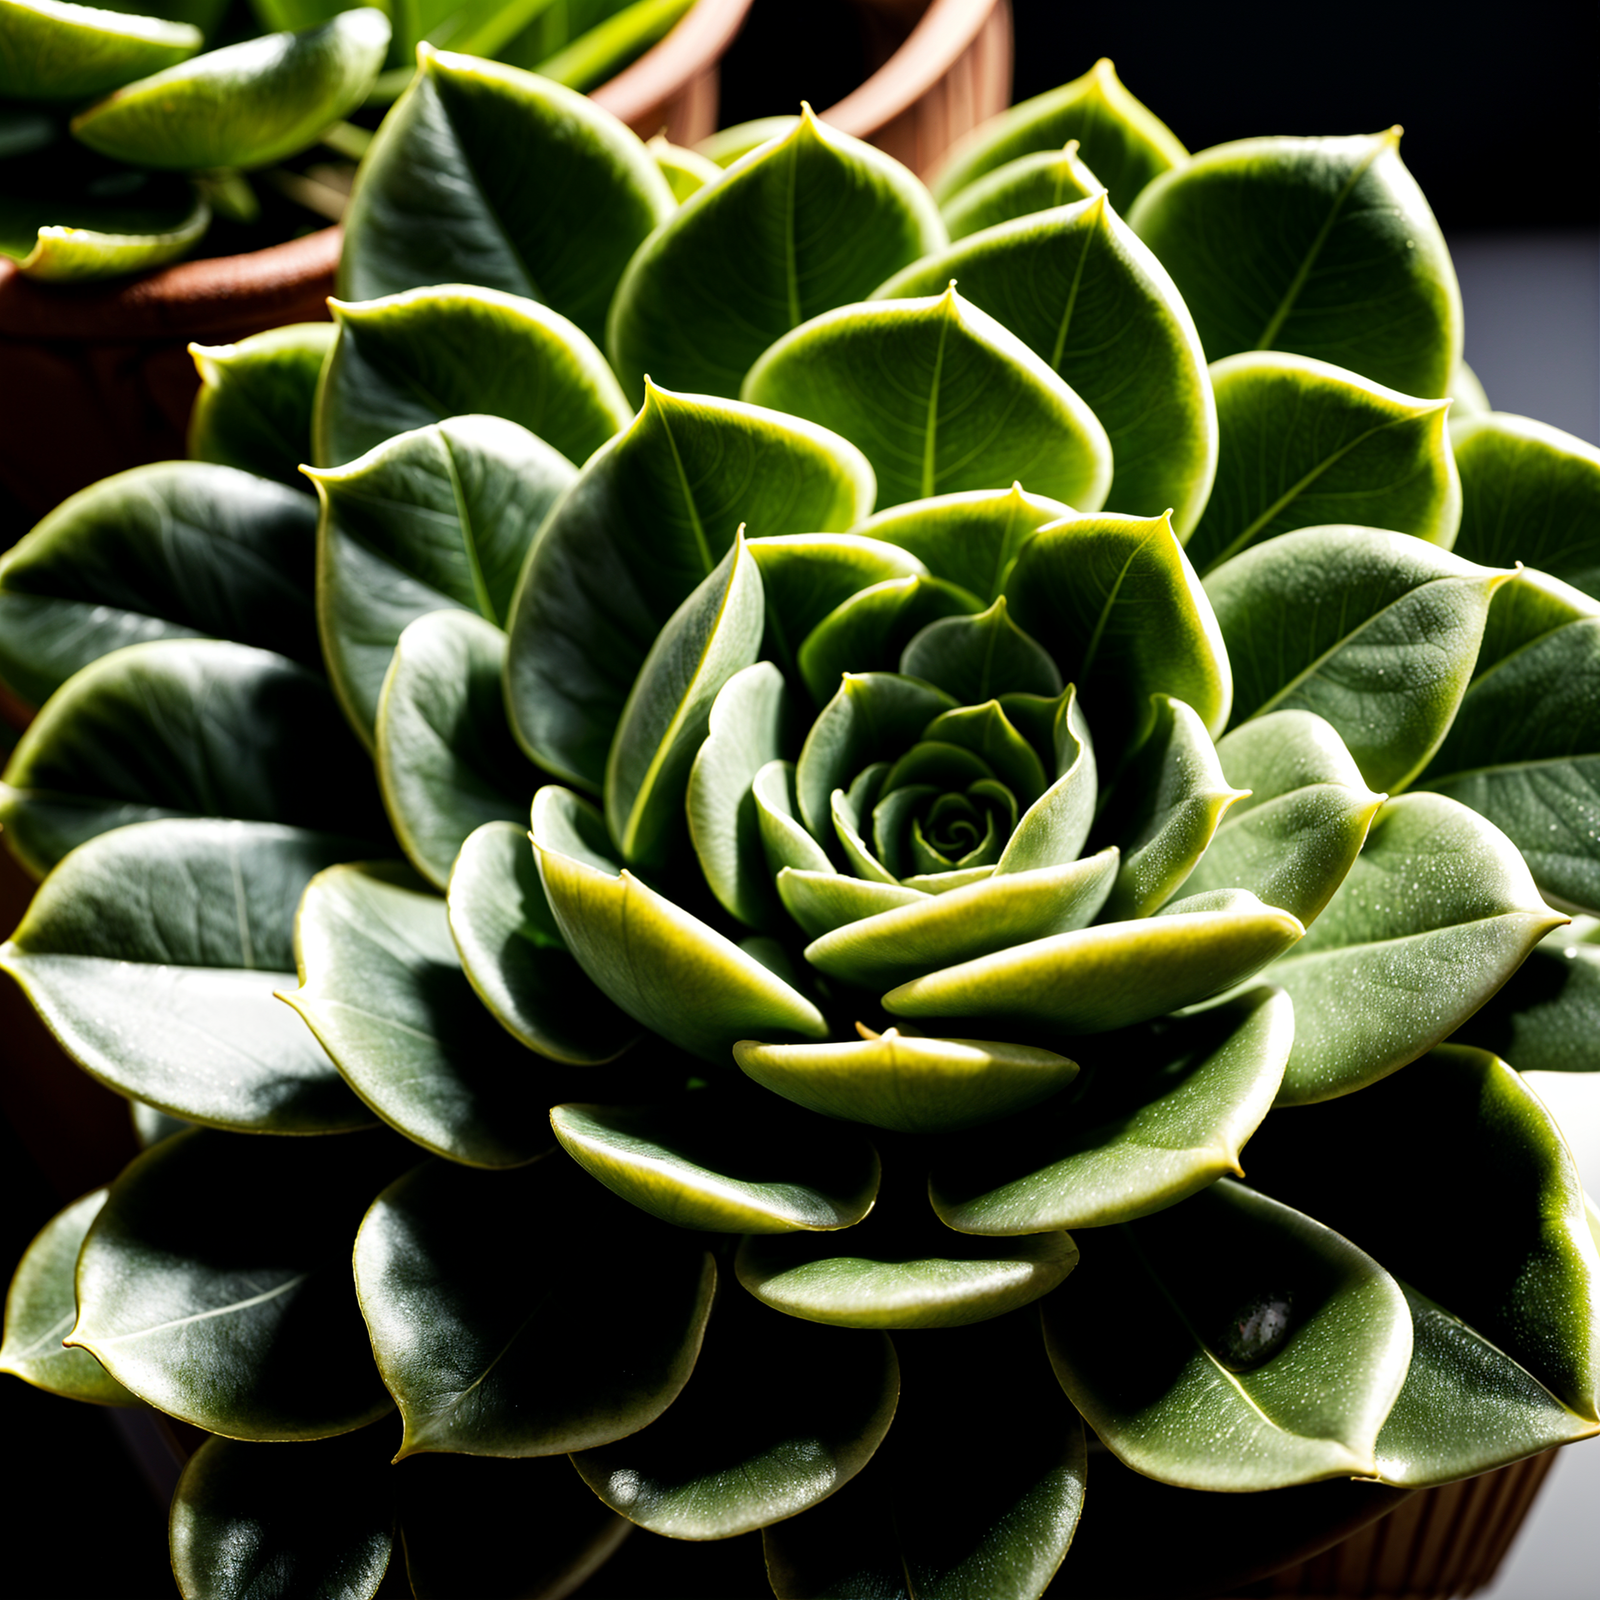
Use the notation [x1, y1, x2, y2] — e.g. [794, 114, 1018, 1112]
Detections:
[0, 0, 201, 104]
[0, 461, 319, 709]
[1126, 130, 1461, 399]
[607, 106, 946, 401]
[1449, 922, 1600, 1073]
[505, 383, 873, 790]
[0, 638, 389, 878]
[338, 45, 674, 345]
[0, 1189, 139, 1406]
[187, 322, 336, 491]
[69, 1128, 404, 1438]
[939, 140, 1103, 241]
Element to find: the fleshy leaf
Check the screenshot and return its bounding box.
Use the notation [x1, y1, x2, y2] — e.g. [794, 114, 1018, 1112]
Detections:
[995, 688, 1098, 874]
[899, 597, 1062, 703]
[764, 1314, 1086, 1600]
[550, 1092, 879, 1233]
[1186, 353, 1460, 575]
[170, 1428, 396, 1600]
[687, 662, 793, 928]
[608, 105, 946, 401]
[606, 534, 764, 871]
[884, 890, 1302, 1037]
[71, 10, 389, 171]
[0, 1190, 139, 1405]
[187, 323, 336, 491]
[1206, 524, 1508, 793]
[940, 139, 1103, 239]
[1002, 510, 1230, 762]
[68, 1127, 402, 1437]
[1244, 1045, 1600, 1421]
[1126, 130, 1461, 400]
[851, 485, 1071, 604]
[0, 819, 373, 1132]
[0, 0, 201, 103]
[931, 987, 1293, 1234]
[0, 461, 319, 709]
[735, 1028, 1079, 1135]
[0, 638, 387, 878]
[1099, 695, 1245, 921]
[571, 1287, 897, 1539]
[10, 192, 210, 281]
[930, 58, 1185, 217]
[338, 44, 673, 342]
[1450, 921, 1600, 1073]
[313, 285, 629, 469]
[283, 861, 558, 1166]
[1264, 793, 1566, 1103]
[376, 610, 540, 889]
[531, 787, 827, 1061]
[742, 287, 1113, 513]
[354, 1154, 714, 1456]
[648, 132, 722, 202]
[1041, 1179, 1412, 1489]
[1449, 413, 1600, 599]
[776, 867, 921, 940]
[757, 762, 836, 882]
[505, 383, 873, 790]
[447, 819, 639, 1064]
[876, 193, 1216, 537]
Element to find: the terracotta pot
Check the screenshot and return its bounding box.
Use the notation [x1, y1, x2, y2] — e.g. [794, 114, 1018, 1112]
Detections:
[0, 0, 754, 530]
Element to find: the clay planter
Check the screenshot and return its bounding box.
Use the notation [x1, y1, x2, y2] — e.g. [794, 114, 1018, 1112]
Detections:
[0, 0, 755, 532]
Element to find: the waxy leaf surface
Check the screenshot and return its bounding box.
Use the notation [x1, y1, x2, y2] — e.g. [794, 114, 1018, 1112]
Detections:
[0, 0, 200, 103]
[939, 140, 1102, 241]
[1450, 921, 1600, 1073]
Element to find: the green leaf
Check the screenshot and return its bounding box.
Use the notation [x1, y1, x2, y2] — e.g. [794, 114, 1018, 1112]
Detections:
[606, 533, 764, 870]
[447, 819, 640, 1064]
[549, 1092, 879, 1232]
[1450, 921, 1600, 1073]
[934, 987, 1293, 1234]
[1126, 130, 1461, 399]
[743, 286, 1112, 513]
[1449, 413, 1600, 599]
[338, 44, 673, 345]
[898, 596, 1062, 703]
[375, 610, 541, 889]
[0, 0, 201, 103]
[1041, 1178, 1412, 1489]
[1207, 524, 1507, 793]
[1414, 611, 1600, 914]
[531, 0, 693, 92]
[850, 485, 1072, 604]
[607, 105, 945, 401]
[736, 1182, 1079, 1330]
[8, 190, 209, 280]
[1100, 695, 1245, 921]
[310, 415, 576, 744]
[648, 132, 723, 202]
[71, 10, 389, 171]
[0, 1190, 139, 1405]
[764, 1314, 1086, 1600]
[1184, 711, 1385, 928]
[939, 139, 1103, 240]
[993, 688, 1097, 874]
[687, 662, 794, 928]
[931, 58, 1185, 218]
[506, 383, 872, 790]
[735, 1028, 1079, 1135]
[695, 114, 797, 167]
[313, 284, 629, 469]
[0, 819, 374, 1132]
[0, 461, 320, 709]
[876, 193, 1216, 538]
[883, 889, 1303, 1038]
[0, 639, 388, 878]
[571, 1286, 898, 1538]
[1475, 565, 1597, 678]
[1264, 793, 1565, 1103]
[1186, 354, 1460, 575]
[170, 1427, 397, 1600]
[531, 786, 828, 1061]
[188, 323, 337, 491]
[283, 861, 559, 1166]
[1372, 1282, 1597, 1488]
[802, 850, 1117, 991]
[68, 1127, 402, 1437]
[1002, 509, 1230, 763]
[1244, 1044, 1600, 1421]
[354, 1154, 714, 1456]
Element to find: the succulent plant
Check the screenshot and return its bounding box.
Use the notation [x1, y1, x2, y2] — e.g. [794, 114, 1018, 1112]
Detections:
[0, 0, 698, 280]
[3, 48, 1600, 1600]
